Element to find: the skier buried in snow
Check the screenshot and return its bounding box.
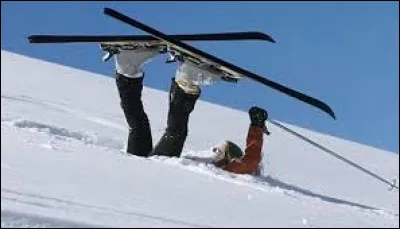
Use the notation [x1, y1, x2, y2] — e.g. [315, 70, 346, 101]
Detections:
[113, 47, 270, 175]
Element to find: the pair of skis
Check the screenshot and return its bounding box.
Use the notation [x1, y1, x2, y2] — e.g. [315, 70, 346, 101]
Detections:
[28, 8, 335, 120]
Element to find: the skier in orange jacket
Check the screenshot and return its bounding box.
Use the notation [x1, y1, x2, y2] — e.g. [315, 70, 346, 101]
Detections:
[212, 107, 269, 175]
[113, 47, 269, 175]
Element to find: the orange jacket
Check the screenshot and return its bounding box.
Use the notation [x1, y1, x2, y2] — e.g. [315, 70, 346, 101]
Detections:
[216, 126, 264, 175]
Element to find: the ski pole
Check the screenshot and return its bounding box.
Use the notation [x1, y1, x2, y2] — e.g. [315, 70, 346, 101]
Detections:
[267, 120, 399, 191]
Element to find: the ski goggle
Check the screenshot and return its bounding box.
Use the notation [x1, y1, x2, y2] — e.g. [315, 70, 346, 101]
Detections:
[212, 147, 226, 161]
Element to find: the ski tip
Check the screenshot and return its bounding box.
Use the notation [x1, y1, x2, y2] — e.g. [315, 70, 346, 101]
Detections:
[312, 98, 336, 120]
[27, 35, 43, 44]
[253, 32, 276, 43]
[323, 105, 336, 120]
[103, 7, 112, 15]
[254, 32, 276, 43]
[104, 7, 117, 15]
[27, 35, 36, 43]
[249, 31, 276, 43]
[308, 95, 335, 120]
[329, 111, 336, 120]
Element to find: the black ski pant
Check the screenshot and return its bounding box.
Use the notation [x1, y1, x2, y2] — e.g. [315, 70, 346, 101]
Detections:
[116, 73, 199, 157]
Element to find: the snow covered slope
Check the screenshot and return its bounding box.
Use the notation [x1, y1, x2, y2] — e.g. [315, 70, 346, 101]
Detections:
[1, 50, 398, 227]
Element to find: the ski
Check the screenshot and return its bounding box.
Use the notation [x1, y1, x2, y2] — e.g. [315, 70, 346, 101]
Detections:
[103, 8, 336, 120]
[28, 32, 275, 44]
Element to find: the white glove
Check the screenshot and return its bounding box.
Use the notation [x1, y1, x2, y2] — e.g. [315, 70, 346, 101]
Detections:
[115, 47, 160, 78]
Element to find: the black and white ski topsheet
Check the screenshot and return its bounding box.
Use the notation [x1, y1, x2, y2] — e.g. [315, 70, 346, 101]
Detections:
[103, 8, 336, 119]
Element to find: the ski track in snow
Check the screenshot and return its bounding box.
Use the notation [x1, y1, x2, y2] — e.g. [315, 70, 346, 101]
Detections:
[156, 155, 399, 218]
[1, 189, 210, 228]
[1, 94, 126, 152]
[1, 106, 397, 220]
[1, 94, 126, 131]
[1, 210, 102, 228]
[2, 118, 124, 152]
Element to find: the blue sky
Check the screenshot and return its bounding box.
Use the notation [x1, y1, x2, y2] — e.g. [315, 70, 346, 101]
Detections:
[2, 1, 399, 153]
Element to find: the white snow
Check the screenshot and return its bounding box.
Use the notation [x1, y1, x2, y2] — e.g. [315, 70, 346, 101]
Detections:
[1, 50, 399, 227]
